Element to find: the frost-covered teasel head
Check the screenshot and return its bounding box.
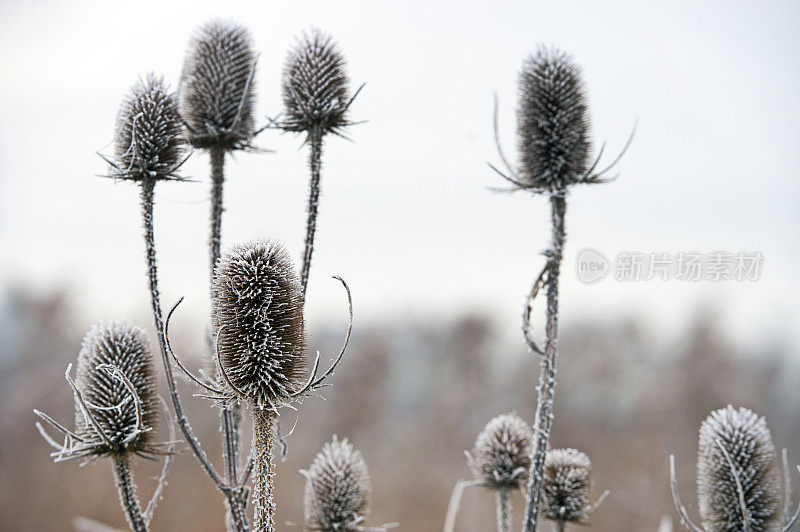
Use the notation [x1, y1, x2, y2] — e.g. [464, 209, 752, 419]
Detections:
[697, 405, 783, 532]
[212, 239, 307, 407]
[540, 448, 594, 524]
[302, 436, 371, 531]
[180, 20, 256, 150]
[516, 47, 591, 193]
[109, 74, 185, 182]
[281, 29, 353, 137]
[467, 413, 534, 489]
[74, 320, 159, 456]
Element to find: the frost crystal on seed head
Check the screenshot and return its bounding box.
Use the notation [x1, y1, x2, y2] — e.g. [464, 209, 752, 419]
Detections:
[111, 74, 185, 181]
[212, 239, 307, 407]
[302, 436, 371, 531]
[697, 405, 782, 532]
[179, 19, 256, 150]
[467, 412, 534, 489]
[517, 46, 591, 193]
[281, 29, 352, 136]
[540, 448, 594, 524]
[75, 320, 159, 455]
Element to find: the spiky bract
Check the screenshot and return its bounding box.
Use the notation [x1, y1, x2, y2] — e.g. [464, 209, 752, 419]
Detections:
[697, 405, 783, 532]
[281, 29, 352, 136]
[179, 20, 256, 150]
[212, 240, 307, 407]
[540, 448, 594, 524]
[74, 320, 159, 456]
[302, 436, 371, 531]
[110, 74, 185, 181]
[467, 413, 534, 489]
[517, 47, 591, 193]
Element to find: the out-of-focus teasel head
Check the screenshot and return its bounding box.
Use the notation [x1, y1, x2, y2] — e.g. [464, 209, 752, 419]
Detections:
[466, 412, 534, 490]
[540, 448, 603, 526]
[103, 74, 187, 182]
[280, 28, 360, 139]
[211, 239, 308, 408]
[697, 405, 783, 532]
[34, 320, 166, 462]
[302, 436, 371, 531]
[179, 19, 257, 150]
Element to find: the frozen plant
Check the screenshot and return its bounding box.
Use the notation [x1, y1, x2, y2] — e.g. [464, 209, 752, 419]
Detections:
[490, 45, 633, 532]
[445, 413, 533, 532]
[670, 405, 800, 532]
[277, 28, 363, 295]
[34, 321, 174, 532]
[540, 448, 607, 532]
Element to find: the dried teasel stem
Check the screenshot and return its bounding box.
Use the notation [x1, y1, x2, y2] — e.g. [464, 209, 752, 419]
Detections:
[523, 193, 566, 532]
[496, 488, 511, 532]
[300, 128, 323, 296]
[112, 454, 148, 532]
[251, 408, 276, 532]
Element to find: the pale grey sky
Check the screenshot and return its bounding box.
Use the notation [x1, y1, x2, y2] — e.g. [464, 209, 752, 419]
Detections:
[1, 0, 798, 350]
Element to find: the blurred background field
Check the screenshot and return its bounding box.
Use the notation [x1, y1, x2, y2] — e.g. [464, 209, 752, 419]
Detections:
[1, 1, 799, 530]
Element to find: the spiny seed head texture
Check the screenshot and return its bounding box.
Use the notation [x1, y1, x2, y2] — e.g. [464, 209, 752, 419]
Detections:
[212, 240, 307, 406]
[282, 29, 351, 136]
[467, 413, 534, 489]
[303, 436, 371, 531]
[541, 448, 594, 524]
[697, 405, 783, 532]
[111, 74, 185, 182]
[74, 320, 159, 455]
[179, 20, 256, 150]
[517, 46, 591, 193]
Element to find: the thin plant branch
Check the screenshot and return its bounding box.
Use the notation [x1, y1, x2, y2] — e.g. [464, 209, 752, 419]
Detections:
[443, 480, 479, 532]
[143, 397, 176, 523]
[669, 456, 704, 532]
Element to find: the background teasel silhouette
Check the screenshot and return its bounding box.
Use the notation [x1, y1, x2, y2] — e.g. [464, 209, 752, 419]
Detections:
[301, 436, 372, 531]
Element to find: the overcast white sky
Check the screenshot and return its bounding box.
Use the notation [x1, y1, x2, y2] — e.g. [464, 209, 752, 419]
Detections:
[1, 0, 799, 351]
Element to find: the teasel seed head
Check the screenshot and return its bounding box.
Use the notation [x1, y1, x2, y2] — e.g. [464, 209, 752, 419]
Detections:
[302, 436, 371, 531]
[74, 320, 159, 455]
[212, 239, 307, 407]
[540, 448, 595, 524]
[697, 405, 783, 532]
[179, 20, 257, 150]
[109, 74, 185, 182]
[517, 46, 591, 193]
[281, 29, 353, 137]
[467, 412, 534, 489]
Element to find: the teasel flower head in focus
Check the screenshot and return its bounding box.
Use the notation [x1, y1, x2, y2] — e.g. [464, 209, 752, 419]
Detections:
[212, 239, 308, 408]
[280, 28, 360, 139]
[302, 436, 371, 531]
[179, 19, 257, 150]
[104, 74, 187, 182]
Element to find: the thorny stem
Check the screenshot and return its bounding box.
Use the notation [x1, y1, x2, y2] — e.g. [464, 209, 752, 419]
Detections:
[208, 146, 248, 530]
[251, 407, 276, 532]
[112, 454, 147, 532]
[523, 194, 567, 532]
[140, 181, 250, 531]
[553, 521, 565, 532]
[300, 128, 324, 297]
[496, 488, 511, 532]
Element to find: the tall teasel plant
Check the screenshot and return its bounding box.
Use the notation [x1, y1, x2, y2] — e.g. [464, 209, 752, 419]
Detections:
[490, 45, 634, 532]
[209, 239, 353, 531]
[34, 320, 174, 532]
[670, 405, 800, 532]
[277, 29, 363, 295]
[178, 20, 259, 528]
